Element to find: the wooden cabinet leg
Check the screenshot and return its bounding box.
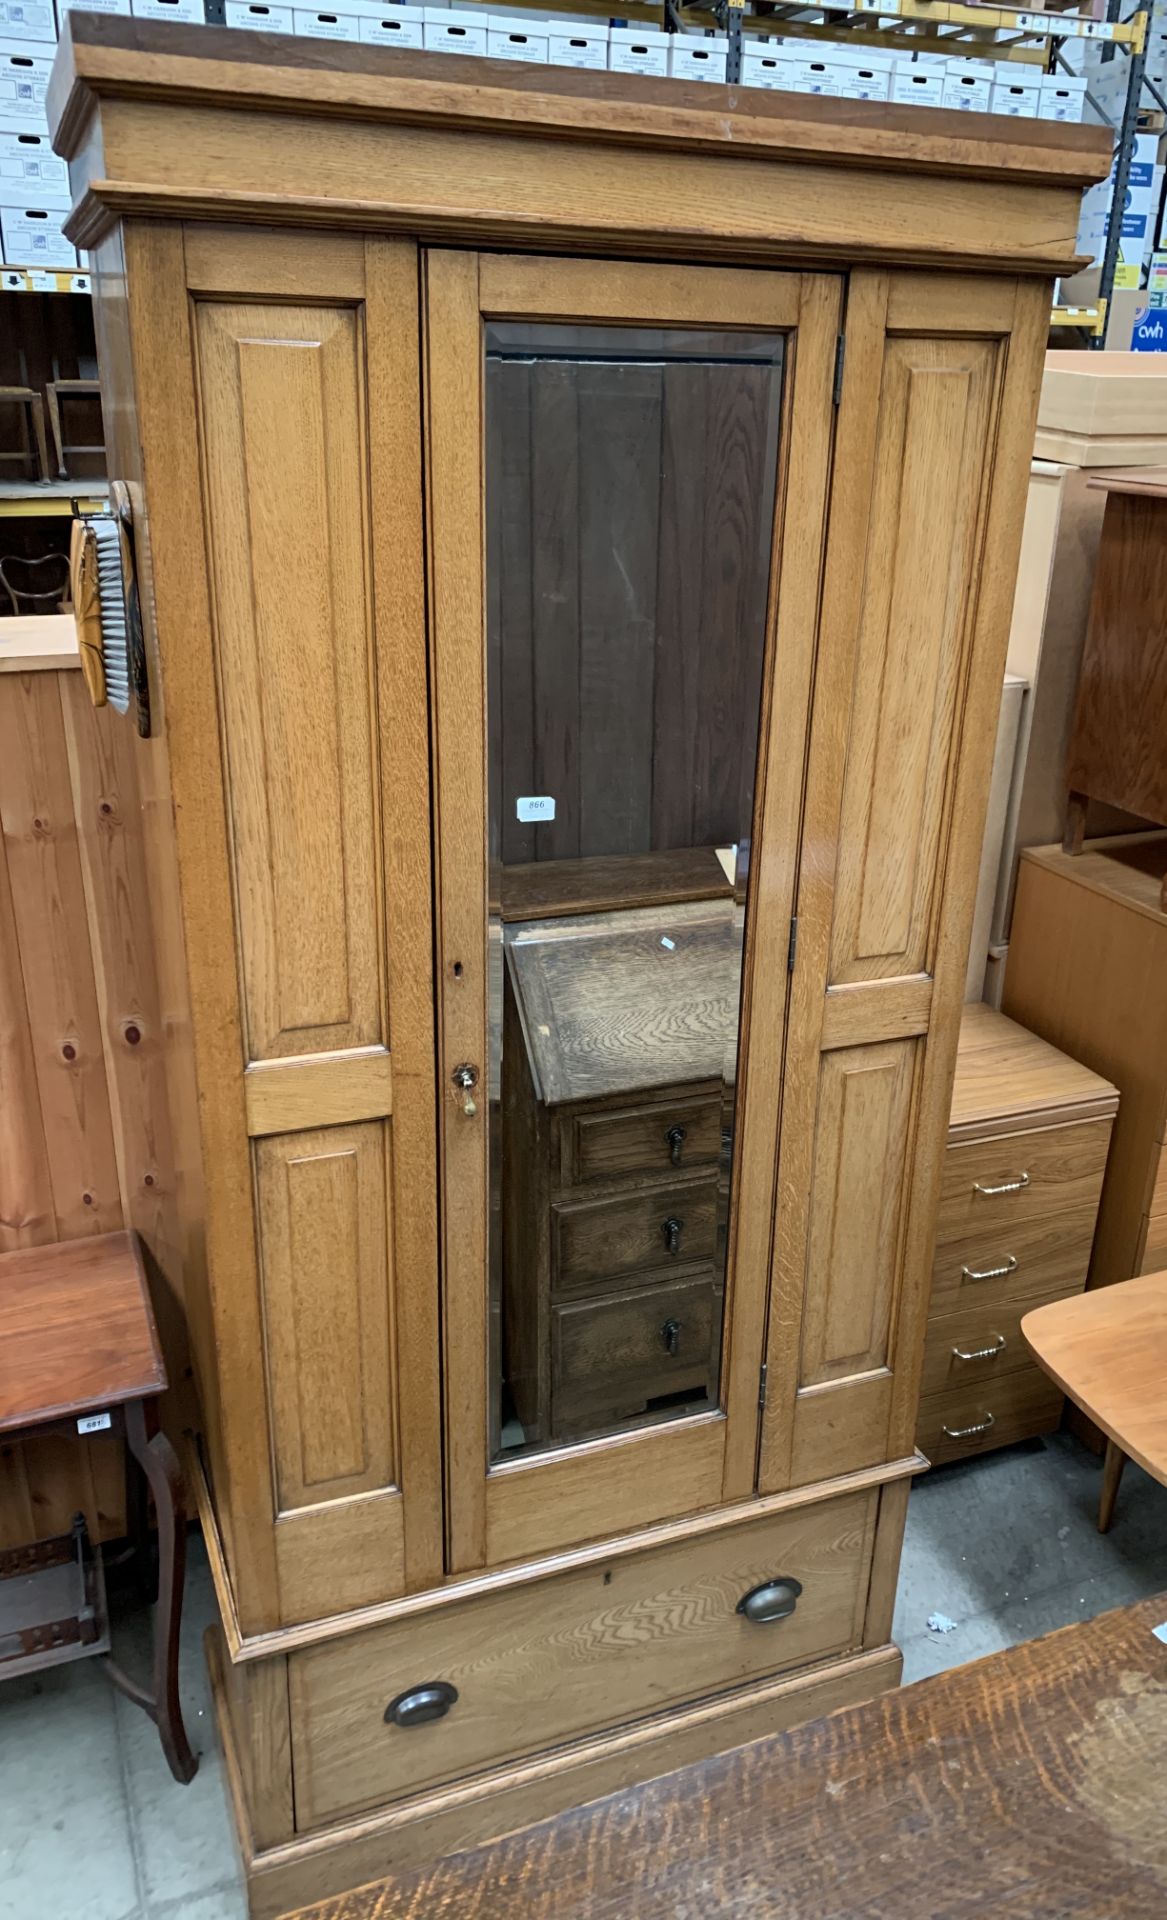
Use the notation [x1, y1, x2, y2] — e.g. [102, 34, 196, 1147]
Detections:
[1098, 1437, 1126, 1535]
[110, 1399, 199, 1784]
[1063, 791, 1087, 857]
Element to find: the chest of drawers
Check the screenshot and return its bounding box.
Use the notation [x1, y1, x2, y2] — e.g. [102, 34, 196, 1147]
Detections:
[918, 1004, 1117, 1465]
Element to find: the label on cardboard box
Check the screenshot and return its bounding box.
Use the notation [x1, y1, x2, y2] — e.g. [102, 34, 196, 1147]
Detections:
[130, 0, 206, 21]
[56, 0, 133, 15]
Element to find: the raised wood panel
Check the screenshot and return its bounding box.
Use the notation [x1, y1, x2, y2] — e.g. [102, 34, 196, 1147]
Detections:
[255, 1121, 397, 1513]
[829, 335, 999, 985]
[193, 301, 382, 1063]
[799, 1040, 915, 1388]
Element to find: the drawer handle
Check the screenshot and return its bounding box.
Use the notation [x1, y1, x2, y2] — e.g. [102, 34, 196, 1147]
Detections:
[941, 1412, 995, 1440]
[662, 1215, 684, 1256]
[973, 1172, 1030, 1196]
[665, 1124, 687, 1167]
[737, 1577, 803, 1624]
[952, 1334, 1007, 1363]
[384, 1682, 458, 1729]
[661, 1316, 682, 1357]
[961, 1255, 1017, 1283]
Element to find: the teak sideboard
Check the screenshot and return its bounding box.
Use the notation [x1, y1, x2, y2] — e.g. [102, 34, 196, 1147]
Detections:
[46, 19, 1108, 1916]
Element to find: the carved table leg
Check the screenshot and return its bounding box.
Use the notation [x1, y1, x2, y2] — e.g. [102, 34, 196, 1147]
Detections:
[108, 1398, 199, 1784]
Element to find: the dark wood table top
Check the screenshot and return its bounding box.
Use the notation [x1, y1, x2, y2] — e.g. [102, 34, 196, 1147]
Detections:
[0, 1230, 165, 1431]
[295, 1593, 1167, 1920]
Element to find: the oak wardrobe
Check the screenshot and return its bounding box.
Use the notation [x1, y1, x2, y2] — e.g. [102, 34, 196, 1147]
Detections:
[48, 17, 1107, 1915]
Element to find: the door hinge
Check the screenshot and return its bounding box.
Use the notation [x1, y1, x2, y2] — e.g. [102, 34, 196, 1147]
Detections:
[833, 333, 846, 407]
[787, 916, 798, 973]
[758, 1362, 768, 1412]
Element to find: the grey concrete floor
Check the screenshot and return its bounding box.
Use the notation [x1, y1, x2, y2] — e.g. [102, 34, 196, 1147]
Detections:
[2, 1430, 1166, 1920]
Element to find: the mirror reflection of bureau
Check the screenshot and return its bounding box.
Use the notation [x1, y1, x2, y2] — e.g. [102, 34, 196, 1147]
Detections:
[501, 896, 742, 1447]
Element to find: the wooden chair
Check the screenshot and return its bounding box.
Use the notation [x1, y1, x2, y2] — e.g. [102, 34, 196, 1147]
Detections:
[0, 385, 50, 482]
[1022, 1270, 1167, 1533]
[0, 1230, 198, 1783]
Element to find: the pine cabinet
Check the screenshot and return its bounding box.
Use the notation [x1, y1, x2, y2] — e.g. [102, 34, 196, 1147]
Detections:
[48, 16, 1107, 1916]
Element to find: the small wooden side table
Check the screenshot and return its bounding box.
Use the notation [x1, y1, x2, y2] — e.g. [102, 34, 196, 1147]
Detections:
[0, 1230, 198, 1783]
[1023, 1269, 1167, 1534]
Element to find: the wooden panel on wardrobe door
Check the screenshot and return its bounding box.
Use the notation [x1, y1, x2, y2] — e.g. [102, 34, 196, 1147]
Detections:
[828, 329, 1000, 985]
[192, 299, 381, 1063]
[760, 271, 1031, 1494]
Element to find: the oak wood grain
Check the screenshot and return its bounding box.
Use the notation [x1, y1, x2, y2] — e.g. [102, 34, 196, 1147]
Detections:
[288, 1594, 1167, 1920]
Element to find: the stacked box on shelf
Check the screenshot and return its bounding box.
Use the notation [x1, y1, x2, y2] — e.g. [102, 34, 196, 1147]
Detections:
[608, 26, 669, 76]
[993, 75, 1042, 119]
[488, 14, 548, 64]
[669, 33, 726, 84]
[0, 0, 54, 43]
[547, 20, 606, 70]
[1077, 132, 1163, 292]
[943, 60, 993, 113]
[0, 37, 77, 267]
[358, 4, 423, 46]
[225, 2, 295, 31]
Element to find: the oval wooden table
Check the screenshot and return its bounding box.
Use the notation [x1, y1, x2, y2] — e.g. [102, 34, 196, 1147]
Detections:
[1023, 1269, 1167, 1533]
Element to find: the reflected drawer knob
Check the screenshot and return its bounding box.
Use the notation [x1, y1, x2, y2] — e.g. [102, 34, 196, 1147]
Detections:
[666, 1124, 686, 1166]
[662, 1215, 684, 1256]
[661, 1316, 682, 1357]
[737, 1577, 803, 1624]
[384, 1681, 458, 1729]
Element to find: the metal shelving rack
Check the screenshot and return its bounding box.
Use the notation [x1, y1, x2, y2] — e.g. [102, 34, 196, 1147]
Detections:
[0, 0, 1153, 344]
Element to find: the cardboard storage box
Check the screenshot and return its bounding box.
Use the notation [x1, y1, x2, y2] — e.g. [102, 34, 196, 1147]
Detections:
[891, 66, 943, 108]
[0, 1, 55, 44]
[1, 202, 76, 266]
[0, 40, 48, 129]
[789, 54, 847, 96]
[838, 59, 890, 102]
[423, 7, 487, 54]
[669, 34, 727, 82]
[294, 7, 359, 36]
[1040, 74, 1087, 121]
[992, 77, 1041, 118]
[546, 22, 606, 69]
[942, 63, 993, 113]
[225, 2, 295, 29]
[358, 3, 423, 44]
[0, 125, 68, 203]
[608, 25, 669, 76]
[741, 46, 790, 90]
[488, 13, 548, 61]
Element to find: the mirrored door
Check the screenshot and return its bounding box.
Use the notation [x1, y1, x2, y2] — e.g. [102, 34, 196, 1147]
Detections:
[427, 255, 842, 1573]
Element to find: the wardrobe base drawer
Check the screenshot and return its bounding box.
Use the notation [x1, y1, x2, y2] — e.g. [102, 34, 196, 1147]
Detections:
[288, 1487, 878, 1831]
[918, 1368, 1064, 1467]
[920, 1282, 1084, 1400]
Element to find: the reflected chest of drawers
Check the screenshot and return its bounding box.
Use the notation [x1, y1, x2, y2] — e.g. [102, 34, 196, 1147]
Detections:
[917, 1004, 1118, 1464]
[501, 901, 741, 1447]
